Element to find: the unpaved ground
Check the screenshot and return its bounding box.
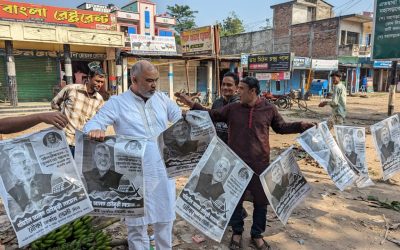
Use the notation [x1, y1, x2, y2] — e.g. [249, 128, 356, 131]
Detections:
[1, 93, 400, 250]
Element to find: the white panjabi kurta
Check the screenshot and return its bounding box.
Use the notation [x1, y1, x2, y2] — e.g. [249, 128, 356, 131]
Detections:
[83, 90, 181, 226]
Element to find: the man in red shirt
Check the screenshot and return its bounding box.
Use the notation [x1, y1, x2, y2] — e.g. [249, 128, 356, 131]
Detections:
[176, 76, 314, 250]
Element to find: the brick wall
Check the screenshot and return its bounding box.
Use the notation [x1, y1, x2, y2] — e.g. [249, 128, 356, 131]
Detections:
[290, 18, 339, 59]
[291, 24, 311, 57]
[312, 19, 339, 58]
[273, 3, 292, 53]
[220, 30, 273, 55]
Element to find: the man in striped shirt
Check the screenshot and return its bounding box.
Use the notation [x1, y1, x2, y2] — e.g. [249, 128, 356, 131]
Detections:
[51, 66, 105, 156]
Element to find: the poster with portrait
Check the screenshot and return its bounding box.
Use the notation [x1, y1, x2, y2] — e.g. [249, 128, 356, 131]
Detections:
[297, 122, 357, 191]
[159, 110, 216, 178]
[175, 137, 253, 242]
[75, 131, 146, 217]
[370, 115, 400, 180]
[260, 147, 311, 224]
[0, 128, 92, 247]
[334, 126, 374, 187]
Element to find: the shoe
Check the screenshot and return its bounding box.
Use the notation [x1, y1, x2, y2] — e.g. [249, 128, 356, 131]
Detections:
[229, 234, 242, 250]
[251, 237, 271, 250]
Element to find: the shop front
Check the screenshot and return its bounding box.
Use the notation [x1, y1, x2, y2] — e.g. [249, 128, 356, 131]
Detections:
[248, 53, 293, 95]
[0, 1, 124, 104]
[310, 59, 339, 92]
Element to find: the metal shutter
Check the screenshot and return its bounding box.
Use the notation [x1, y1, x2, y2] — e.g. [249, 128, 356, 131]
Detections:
[15, 57, 58, 102]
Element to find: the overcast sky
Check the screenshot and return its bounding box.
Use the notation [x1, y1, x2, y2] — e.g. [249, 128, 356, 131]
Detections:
[15, 0, 374, 32]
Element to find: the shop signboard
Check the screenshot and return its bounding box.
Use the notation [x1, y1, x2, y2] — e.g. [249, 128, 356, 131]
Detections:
[129, 34, 177, 55]
[241, 54, 249, 67]
[0, 1, 116, 30]
[181, 26, 214, 56]
[256, 72, 291, 81]
[293, 57, 311, 69]
[373, 60, 392, 68]
[248, 53, 292, 72]
[0, 49, 106, 60]
[311, 59, 338, 71]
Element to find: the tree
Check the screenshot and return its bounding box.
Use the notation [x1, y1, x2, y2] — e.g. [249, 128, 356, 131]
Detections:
[218, 11, 245, 37]
[167, 4, 198, 34]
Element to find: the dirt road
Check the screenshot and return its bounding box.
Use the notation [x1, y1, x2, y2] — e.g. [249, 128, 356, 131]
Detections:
[1, 93, 400, 250]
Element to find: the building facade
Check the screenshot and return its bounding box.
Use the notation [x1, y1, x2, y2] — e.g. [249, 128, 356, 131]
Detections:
[271, 0, 374, 94]
[0, 1, 124, 104]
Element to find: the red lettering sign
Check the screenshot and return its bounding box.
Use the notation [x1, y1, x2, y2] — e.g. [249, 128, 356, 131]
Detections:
[0, 1, 116, 30]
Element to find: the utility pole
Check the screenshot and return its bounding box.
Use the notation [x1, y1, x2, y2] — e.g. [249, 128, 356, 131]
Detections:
[388, 61, 397, 116]
[5, 40, 17, 106]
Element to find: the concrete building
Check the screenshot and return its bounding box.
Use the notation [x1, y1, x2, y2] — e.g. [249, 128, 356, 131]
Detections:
[78, 0, 218, 100]
[271, 0, 373, 94]
[0, 1, 124, 104]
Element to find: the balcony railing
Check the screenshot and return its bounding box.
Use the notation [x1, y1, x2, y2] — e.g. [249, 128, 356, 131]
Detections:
[338, 44, 371, 57]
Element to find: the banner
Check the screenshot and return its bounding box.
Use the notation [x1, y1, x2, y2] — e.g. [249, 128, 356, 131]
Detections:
[297, 122, 357, 191]
[181, 26, 214, 56]
[129, 34, 177, 55]
[260, 147, 311, 224]
[159, 111, 216, 178]
[0, 128, 92, 247]
[334, 126, 374, 187]
[75, 131, 145, 217]
[0, 1, 116, 30]
[370, 115, 400, 180]
[248, 53, 292, 72]
[175, 137, 253, 242]
[372, 0, 400, 60]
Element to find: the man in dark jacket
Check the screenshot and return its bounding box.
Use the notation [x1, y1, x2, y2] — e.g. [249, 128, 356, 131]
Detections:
[212, 72, 240, 143]
[176, 76, 314, 249]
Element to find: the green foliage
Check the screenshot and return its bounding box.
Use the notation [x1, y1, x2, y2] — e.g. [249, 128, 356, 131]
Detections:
[218, 11, 245, 37]
[167, 4, 198, 34]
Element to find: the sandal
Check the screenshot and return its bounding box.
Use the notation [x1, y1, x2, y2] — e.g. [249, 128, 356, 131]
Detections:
[251, 238, 271, 250]
[229, 234, 242, 250]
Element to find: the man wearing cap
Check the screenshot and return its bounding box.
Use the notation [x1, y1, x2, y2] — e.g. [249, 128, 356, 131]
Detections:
[176, 76, 314, 250]
[51, 63, 105, 156]
[319, 71, 347, 127]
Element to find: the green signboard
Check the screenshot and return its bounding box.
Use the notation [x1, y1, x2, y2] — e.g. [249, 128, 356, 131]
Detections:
[373, 0, 400, 60]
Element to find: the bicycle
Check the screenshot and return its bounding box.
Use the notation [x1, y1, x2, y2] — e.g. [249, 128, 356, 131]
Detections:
[261, 91, 288, 108]
[276, 90, 308, 111]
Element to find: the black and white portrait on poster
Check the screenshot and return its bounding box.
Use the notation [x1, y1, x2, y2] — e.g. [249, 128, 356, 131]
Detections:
[0, 128, 92, 248]
[371, 115, 400, 180]
[75, 131, 146, 217]
[175, 137, 253, 242]
[334, 126, 374, 187]
[297, 122, 357, 191]
[260, 147, 311, 224]
[159, 110, 216, 178]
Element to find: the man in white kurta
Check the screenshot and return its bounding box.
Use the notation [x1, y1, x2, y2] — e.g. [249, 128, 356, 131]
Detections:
[83, 61, 181, 250]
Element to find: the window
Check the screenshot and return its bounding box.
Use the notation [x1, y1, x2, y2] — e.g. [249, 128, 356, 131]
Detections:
[346, 31, 359, 45]
[159, 30, 173, 37]
[341, 30, 346, 45]
[307, 7, 316, 22]
[128, 27, 137, 34]
[145, 10, 150, 28]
